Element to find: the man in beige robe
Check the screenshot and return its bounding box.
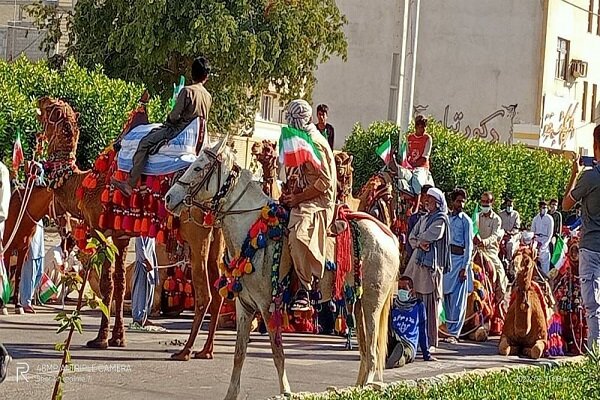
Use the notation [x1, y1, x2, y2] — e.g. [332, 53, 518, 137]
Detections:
[281, 100, 336, 312]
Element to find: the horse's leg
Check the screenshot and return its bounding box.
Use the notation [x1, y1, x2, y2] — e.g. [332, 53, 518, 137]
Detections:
[263, 310, 291, 395]
[109, 240, 128, 347]
[194, 229, 225, 359]
[87, 256, 115, 349]
[172, 228, 212, 361]
[13, 252, 25, 312]
[354, 300, 369, 386]
[224, 300, 255, 400]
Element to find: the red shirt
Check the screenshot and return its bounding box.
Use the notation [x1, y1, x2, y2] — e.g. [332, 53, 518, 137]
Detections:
[407, 133, 432, 169]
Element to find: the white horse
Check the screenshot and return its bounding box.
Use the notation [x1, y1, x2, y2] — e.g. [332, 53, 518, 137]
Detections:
[165, 137, 399, 400]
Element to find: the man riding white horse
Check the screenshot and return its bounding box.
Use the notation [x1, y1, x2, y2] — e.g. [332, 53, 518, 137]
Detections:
[280, 99, 337, 312]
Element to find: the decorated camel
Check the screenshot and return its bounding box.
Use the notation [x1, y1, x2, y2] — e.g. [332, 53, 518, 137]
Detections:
[37, 96, 225, 359]
[165, 139, 400, 399]
[499, 247, 548, 359]
[334, 151, 360, 211]
[251, 140, 280, 199]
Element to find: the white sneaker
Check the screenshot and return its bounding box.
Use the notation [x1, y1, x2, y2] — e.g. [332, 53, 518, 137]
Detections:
[429, 346, 437, 353]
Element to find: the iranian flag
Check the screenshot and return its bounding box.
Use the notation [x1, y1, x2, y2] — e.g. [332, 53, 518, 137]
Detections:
[38, 273, 58, 304]
[0, 260, 12, 305]
[472, 204, 480, 236]
[551, 236, 567, 270]
[376, 137, 392, 163]
[12, 131, 24, 173]
[279, 126, 323, 169]
[399, 137, 412, 169]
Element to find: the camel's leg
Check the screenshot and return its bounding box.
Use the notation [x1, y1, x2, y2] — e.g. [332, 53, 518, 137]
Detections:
[498, 335, 511, 356]
[194, 230, 225, 359]
[172, 229, 212, 361]
[354, 300, 368, 386]
[109, 241, 128, 347]
[524, 340, 545, 359]
[263, 311, 291, 395]
[87, 256, 115, 349]
[224, 301, 255, 400]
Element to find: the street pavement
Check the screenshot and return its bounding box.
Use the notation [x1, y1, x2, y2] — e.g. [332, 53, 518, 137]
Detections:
[0, 305, 556, 400]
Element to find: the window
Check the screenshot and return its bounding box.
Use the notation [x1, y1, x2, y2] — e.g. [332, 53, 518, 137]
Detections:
[589, 0, 594, 33]
[592, 84, 598, 123]
[583, 81, 588, 121]
[260, 94, 273, 121]
[555, 38, 570, 80]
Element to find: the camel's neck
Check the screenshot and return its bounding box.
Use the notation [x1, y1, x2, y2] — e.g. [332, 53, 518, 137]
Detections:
[53, 170, 88, 220]
[220, 170, 271, 257]
[514, 289, 532, 335]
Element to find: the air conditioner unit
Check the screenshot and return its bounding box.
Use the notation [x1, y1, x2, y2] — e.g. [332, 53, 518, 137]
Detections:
[570, 59, 588, 79]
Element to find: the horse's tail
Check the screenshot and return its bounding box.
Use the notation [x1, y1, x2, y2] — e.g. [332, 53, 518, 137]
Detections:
[376, 288, 393, 380]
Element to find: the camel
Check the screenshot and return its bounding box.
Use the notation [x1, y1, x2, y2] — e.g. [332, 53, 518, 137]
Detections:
[251, 140, 280, 199]
[165, 138, 399, 399]
[334, 151, 360, 211]
[499, 247, 548, 359]
[37, 96, 225, 359]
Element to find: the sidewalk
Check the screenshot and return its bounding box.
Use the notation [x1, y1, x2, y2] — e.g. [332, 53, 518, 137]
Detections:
[0, 305, 571, 400]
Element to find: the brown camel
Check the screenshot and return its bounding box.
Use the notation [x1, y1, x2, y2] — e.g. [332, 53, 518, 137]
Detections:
[251, 140, 280, 199]
[499, 248, 548, 359]
[37, 96, 225, 359]
[334, 151, 360, 211]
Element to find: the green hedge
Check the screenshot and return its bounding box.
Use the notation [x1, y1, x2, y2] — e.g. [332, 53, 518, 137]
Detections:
[343, 120, 571, 225]
[300, 357, 599, 400]
[0, 57, 167, 169]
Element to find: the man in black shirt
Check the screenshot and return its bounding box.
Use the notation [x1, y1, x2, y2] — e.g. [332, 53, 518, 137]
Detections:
[315, 104, 335, 150]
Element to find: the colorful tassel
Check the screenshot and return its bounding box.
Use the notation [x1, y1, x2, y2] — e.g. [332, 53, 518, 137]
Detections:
[156, 230, 165, 244]
[113, 189, 123, 205]
[123, 215, 134, 232]
[133, 218, 142, 233]
[114, 215, 122, 231]
[141, 217, 150, 235]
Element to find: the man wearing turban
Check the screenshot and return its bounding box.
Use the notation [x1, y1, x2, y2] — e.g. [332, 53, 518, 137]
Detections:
[281, 100, 336, 312]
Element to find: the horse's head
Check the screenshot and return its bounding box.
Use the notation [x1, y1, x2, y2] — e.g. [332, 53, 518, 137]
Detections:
[165, 135, 234, 216]
[37, 97, 80, 159]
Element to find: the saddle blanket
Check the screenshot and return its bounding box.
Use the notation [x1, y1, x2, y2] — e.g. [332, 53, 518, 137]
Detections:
[117, 118, 206, 175]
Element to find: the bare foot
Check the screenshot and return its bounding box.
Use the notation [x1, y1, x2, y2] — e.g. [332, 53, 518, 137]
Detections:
[171, 348, 191, 361]
[192, 350, 214, 360]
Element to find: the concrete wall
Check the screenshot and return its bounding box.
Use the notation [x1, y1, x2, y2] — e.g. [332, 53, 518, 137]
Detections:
[414, 0, 544, 144]
[312, 0, 403, 149]
[539, 0, 600, 154]
[314, 0, 545, 147]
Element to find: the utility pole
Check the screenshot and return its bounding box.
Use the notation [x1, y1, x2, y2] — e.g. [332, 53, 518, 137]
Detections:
[396, 0, 421, 149]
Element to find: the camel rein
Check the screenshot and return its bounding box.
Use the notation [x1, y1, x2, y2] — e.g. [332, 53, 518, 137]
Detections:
[1, 175, 36, 255]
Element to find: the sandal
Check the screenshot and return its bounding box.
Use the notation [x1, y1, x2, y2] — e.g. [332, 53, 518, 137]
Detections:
[445, 337, 459, 344]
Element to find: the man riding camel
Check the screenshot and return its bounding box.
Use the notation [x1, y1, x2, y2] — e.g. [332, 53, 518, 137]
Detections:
[113, 57, 212, 196]
[280, 99, 336, 312]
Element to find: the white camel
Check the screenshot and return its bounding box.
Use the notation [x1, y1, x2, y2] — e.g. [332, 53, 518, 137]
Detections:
[165, 137, 399, 400]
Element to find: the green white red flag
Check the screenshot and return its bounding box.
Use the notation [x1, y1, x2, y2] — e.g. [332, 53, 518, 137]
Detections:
[472, 204, 480, 236]
[551, 236, 567, 271]
[376, 137, 392, 163]
[0, 260, 12, 305]
[38, 273, 58, 304]
[12, 131, 24, 173]
[279, 126, 323, 169]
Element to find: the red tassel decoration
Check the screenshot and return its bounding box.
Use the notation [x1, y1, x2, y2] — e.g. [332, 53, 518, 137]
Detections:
[114, 215, 122, 231]
[141, 217, 150, 235]
[101, 188, 110, 204]
[147, 195, 156, 213]
[157, 201, 167, 219]
[152, 178, 161, 193]
[76, 187, 85, 200]
[156, 230, 165, 244]
[148, 223, 158, 238]
[113, 189, 123, 205]
[123, 215, 134, 232]
[146, 176, 155, 192]
[134, 218, 142, 233]
[99, 214, 107, 229]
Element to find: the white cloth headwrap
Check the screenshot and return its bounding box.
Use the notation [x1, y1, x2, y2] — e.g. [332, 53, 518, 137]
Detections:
[427, 187, 447, 213]
[285, 99, 313, 131]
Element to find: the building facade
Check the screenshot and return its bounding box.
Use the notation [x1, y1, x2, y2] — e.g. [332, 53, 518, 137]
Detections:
[313, 0, 600, 154]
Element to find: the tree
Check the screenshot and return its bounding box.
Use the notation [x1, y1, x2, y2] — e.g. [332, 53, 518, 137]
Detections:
[28, 0, 348, 134]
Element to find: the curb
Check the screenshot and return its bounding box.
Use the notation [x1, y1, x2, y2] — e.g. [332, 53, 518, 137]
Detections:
[283, 355, 587, 399]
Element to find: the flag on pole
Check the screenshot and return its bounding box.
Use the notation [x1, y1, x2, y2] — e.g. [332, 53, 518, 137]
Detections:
[551, 236, 567, 270]
[12, 131, 24, 173]
[38, 273, 58, 304]
[471, 204, 480, 236]
[376, 137, 392, 163]
[279, 126, 323, 169]
[0, 260, 12, 305]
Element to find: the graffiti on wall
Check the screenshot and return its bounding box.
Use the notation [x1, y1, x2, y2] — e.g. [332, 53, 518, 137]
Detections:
[413, 104, 518, 143]
[540, 102, 578, 150]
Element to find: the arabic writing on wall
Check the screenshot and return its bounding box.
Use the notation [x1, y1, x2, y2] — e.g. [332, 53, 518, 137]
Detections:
[540, 102, 578, 150]
[413, 104, 518, 143]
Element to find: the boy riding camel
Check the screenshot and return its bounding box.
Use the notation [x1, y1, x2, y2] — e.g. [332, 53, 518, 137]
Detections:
[113, 57, 212, 196]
